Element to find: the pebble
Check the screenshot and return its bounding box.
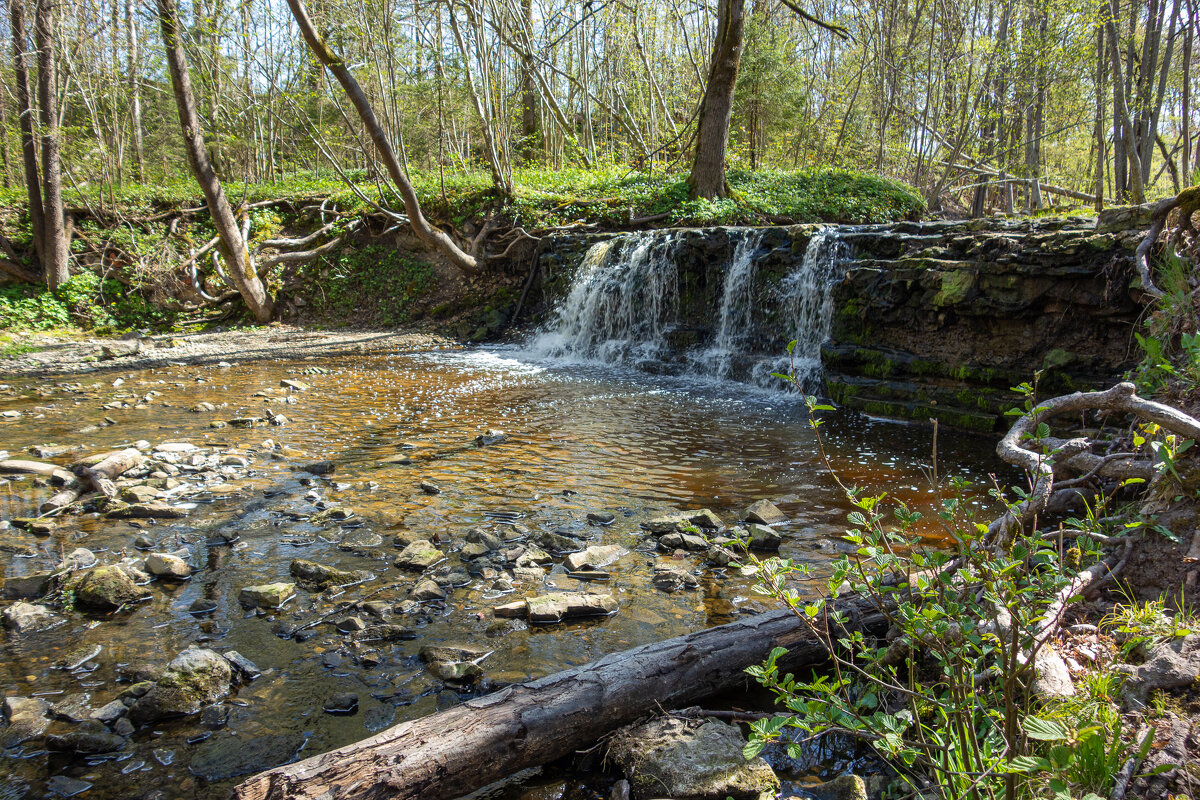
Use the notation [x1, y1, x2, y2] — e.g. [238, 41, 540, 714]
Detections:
[322, 693, 359, 715]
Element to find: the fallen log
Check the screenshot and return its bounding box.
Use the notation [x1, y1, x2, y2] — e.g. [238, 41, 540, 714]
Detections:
[72, 448, 144, 499]
[234, 596, 888, 800]
[0, 459, 75, 485]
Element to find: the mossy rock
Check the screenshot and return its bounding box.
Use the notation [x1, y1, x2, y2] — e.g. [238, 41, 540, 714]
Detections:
[75, 566, 152, 609]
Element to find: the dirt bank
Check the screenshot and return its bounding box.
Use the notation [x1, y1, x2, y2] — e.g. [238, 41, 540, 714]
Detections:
[0, 326, 460, 377]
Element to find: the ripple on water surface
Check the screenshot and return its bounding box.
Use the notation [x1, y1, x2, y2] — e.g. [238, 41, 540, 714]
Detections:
[0, 347, 1002, 799]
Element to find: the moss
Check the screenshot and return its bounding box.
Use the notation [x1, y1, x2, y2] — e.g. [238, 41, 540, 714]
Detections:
[931, 269, 976, 307]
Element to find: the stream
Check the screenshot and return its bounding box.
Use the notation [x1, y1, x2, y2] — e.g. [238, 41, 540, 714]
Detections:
[0, 344, 1003, 800]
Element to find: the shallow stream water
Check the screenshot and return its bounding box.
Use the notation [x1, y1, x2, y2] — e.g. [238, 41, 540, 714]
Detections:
[0, 345, 1002, 799]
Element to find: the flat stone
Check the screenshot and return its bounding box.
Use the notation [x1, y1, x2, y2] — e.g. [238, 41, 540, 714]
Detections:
[222, 651, 262, 681]
[359, 624, 417, 641]
[642, 509, 723, 535]
[323, 693, 358, 714]
[804, 774, 869, 800]
[587, 511, 615, 525]
[46, 729, 126, 753]
[2, 572, 53, 599]
[336, 616, 366, 634]
[1, 696, 50, 747]
[46, 776, 92, 797]
[120, 485, 160, 504]
[526, 592, 618, 623]
[564, 545, 626, 572]
[49, 693, 94, 721]
[652, 563, 700, 592]
[108, 501, 188, 519]
[394, 540, 445, 571]
[280, 380, 310, 392]
[238, 582, 296, 609]
[300, 460, 336, 475]
[659, 532, 709, 552]
[419, 481, 442, 495]
[745, 499, 787, 526]
[493, 600, 528, 618]
[153, 441, 197, 453]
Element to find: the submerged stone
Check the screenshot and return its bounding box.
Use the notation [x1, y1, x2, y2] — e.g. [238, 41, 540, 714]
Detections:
[75, 566, 152, 609]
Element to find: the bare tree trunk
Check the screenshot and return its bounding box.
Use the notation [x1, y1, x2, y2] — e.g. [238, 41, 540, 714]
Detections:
[156, 0, 274, 322]
[0, 69, 13, 188]
[126, 0, 145, 183]
[10, 0, 45, 273]
[1183, 0, 1194, 185]
[1107, 0, 1145, 204]
[518, 0, 539, 163]
[688, 0, 745, 199]
[1095, 20, 1106, 210]
[33, 0, 68, 290]
[283, 0, 479, 273]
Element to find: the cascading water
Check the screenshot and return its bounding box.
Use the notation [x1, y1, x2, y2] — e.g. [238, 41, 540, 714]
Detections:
[529, 226, 847, 393]
[527, 232, 681, 366]
[753, 227, 847, 392]
[690, 229, 768, 379]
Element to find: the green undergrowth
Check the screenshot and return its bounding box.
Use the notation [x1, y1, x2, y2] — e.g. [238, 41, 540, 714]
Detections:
[0, 272, 175, 335]
[0, 165, 926, 231]
[295, 244, 435, 326]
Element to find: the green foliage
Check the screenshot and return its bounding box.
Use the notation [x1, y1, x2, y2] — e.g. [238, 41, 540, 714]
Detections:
[1131, 252, 1200, 393]
[0, 284, 71, 330]
[299, 244, 435, 326]
[1101, 588, 1195, 658]
[742, 367, 1142, 800]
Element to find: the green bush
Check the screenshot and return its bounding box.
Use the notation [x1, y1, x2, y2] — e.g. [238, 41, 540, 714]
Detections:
[0, 284, 70, 330]
[300, 244, 435, 326]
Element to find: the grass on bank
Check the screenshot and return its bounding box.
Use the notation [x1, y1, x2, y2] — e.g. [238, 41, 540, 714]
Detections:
[0, 165, 927, 231]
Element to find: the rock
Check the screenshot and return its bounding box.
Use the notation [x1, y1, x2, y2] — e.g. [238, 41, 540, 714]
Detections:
[200, 704, 230, 729]
[75, 565, 152, 609]
[128, 648, 232, 723]
[322, 693, 359, 714]
[643, 509, 723, 535]
[474, 429, 508, 446]
[1, 696, 50, 747]
[280, 379, 310, 392]
[120, 485, 160, 504]
[409, 578, 447, 601]
[532, 530, 585, 553]
[745, 499, 787, 526]
[804, 774, 869, 800]
[101, 340, 141, 359]
[526, 592, 618, 623]
[426, 660, 483, 682]
[153, 441, 197, 453]
[145, 552, 192, 580]
[189, 733, 307, 781]
[10, 517, 55, 535]
[493, 600, 528, 618]
[394, 540, 445, 570]
[564, 545, 626, 572]
[289, 559, 362, 589]
[336, 616, 366, 634]
[587, 511, 615, 525]
[1121, 633, 1200, 710]
[107, 501, 188, 519]
[46, 729, 126, 754]
[49, 693, 94, 721]
[459, 541, 492, 561]
[238, 582, 296, 609]
[59, 547, 98, 571]
[607, 716, 779, 800]
[704, 545, 741, 567]
[1032, 647, 1076, 700]
[300, 460, 336, 475]
[2, 571, 53, 599]
[659, 532, 708, 552]
[747, 523, 782, 550]
[45, 776, 92, 797]
[2, 601, 61, 632]
[222, 651, 262, 681]
[362, 600, 391, 618]
[188, 599, 218, 616]
[515, 545, 554, 567]
[466, 528, 503, 550]
[652, 564, 699, 592]
[419, 481, 442, 495]
[91, 699, 128, 724]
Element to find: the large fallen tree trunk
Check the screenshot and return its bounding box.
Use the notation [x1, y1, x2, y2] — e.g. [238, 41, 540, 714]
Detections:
[234, 595, 888, 800]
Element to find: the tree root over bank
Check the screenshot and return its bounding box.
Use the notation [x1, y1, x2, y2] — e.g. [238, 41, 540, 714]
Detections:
[233, 382, 1200, 799]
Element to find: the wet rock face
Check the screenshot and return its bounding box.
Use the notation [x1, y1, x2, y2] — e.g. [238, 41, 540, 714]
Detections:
[607, 716, 779, 800]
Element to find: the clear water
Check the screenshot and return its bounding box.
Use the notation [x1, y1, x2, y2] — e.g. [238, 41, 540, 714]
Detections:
[0, 348, 999, 799]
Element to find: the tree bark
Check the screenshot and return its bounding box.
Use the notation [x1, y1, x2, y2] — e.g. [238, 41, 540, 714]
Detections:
[283, 0, 479, 273]
[9, 0, 46, 273]
[687, 0, 745, 199]
[234, 596, 887, 800]
[155, 0, 274, 323]
[125, 0, 145, 183]
[33, 0, 68, 290]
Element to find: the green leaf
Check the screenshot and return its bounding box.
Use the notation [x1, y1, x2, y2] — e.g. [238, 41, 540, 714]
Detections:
[1023, 716, 1069, 741]
[1007, 755, 1050, 773]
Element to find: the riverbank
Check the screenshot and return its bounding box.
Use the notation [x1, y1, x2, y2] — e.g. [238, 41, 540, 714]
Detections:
[0, 326, 458, 377]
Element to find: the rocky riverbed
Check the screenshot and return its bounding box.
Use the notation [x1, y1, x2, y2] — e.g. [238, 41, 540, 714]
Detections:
[0, 338, 1000, 799]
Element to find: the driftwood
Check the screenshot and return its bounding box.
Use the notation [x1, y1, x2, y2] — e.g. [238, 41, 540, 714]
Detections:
[0, 459, 75, 484]
[234, 596, 887, 800]
[74, 448, 144, 499]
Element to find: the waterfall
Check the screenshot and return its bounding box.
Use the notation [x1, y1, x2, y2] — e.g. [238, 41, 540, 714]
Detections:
[527, 232, 681, 366]
[529, 227, 846, 392]
[754, 227, 847, 392]
[690, 229, 768, 379]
